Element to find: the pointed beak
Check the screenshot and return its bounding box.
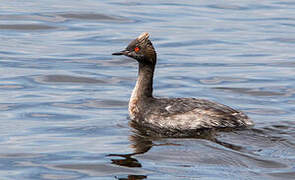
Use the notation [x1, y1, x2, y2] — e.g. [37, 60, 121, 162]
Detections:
[112, 50, 129, 56]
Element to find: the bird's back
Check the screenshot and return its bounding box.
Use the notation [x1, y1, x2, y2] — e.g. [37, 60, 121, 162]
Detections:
[133, 97, 253, 136]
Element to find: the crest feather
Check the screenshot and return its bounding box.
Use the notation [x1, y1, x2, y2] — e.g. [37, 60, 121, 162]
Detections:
[137, 32, 149, 42]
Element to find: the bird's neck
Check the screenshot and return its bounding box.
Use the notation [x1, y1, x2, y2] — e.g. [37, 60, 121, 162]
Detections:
[131, 63, 155, 100]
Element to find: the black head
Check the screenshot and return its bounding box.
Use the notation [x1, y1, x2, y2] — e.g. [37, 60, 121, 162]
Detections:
[112, 32, 157, 65]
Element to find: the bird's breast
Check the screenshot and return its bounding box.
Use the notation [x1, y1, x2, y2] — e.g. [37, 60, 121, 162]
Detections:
[128, 97, 140, 119]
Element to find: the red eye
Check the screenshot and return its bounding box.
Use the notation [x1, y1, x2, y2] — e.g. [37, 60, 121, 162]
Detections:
[134, 47, 140, 52]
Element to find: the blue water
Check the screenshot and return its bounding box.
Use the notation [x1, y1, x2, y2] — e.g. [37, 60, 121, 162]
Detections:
[1, 0, 295, 179]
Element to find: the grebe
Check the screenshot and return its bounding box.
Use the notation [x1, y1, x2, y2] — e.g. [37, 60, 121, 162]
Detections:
[112, 32, 254, 137]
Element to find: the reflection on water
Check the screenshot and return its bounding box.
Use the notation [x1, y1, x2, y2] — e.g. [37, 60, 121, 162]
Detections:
[0, 0, 295, 179]
[107, 123, 295, 179]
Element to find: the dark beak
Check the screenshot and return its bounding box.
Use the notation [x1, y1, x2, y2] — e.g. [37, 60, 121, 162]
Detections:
[112, 50, 129, 56]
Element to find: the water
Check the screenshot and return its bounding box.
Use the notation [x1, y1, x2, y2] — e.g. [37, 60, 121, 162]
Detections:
[0, 0, 295, 179]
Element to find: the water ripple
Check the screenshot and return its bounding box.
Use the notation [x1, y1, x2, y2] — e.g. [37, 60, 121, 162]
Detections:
[1, 0, 295, 179]
[0, 24, 57, 30]
[36, 75, 107, 84]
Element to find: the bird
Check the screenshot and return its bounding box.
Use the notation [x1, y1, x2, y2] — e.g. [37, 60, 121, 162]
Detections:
[112, 32, 254, 137]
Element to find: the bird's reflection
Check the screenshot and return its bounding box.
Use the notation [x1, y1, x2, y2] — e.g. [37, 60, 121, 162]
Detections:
[130, 121, 243, 151]
[107, 122, 154, 169]
[108, 121, 243, 179]
[107, 135, 151, 168]
[115, 175, 147, 180]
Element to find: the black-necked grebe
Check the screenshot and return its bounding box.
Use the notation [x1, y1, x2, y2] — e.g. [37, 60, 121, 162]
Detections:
[112, 32, 254, 137]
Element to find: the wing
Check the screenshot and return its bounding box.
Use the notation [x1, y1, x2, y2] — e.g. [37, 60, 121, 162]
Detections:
[144, 98, 252, 130]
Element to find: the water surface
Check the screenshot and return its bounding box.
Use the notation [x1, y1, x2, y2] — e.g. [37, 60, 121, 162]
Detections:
[0, 0, 295, 179]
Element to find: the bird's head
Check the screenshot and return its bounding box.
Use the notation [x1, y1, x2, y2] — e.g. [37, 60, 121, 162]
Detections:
[112, 32, 157, 65]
